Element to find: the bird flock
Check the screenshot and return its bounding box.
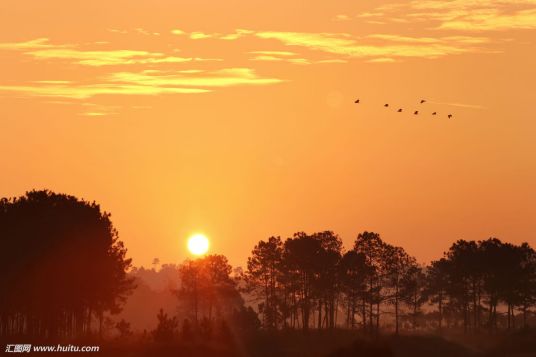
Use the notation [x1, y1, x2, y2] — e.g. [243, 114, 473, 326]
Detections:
[354, 98, 454, 119]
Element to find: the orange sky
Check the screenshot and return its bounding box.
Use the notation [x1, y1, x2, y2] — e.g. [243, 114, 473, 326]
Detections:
[1, 0, 535, 268]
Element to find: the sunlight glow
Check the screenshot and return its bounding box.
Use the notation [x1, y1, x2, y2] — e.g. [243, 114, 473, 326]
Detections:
[187, 234, 210, 256]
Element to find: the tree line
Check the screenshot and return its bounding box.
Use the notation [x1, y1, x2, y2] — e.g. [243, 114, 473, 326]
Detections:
[2, 190, 536, 341]
[244, 231, 536, 334]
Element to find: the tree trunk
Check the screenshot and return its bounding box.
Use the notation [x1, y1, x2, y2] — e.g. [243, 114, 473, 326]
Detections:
[318, 300, 322, 330]
[438, 294, 443, 334]
[395, 293, 399, 335]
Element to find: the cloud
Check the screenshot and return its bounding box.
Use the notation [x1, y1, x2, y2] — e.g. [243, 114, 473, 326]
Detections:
[367, 57, 397, 63]
[0, 83, 209, 99]
[26, 48, 198, 66]
[0, 38, 65, 50]
[190, 32, 214, 40]
[362, 0, 536, 31]
[81, 112, 110, 116]
[438, 8, 536, 31]
[254, 31, 486, 60]
[179, 29, 254, 40]
[219, 29, 254, 40]
[248, 50, 347, 65]
[108, 29, 128, 34]
[108, 68, 285, 88]
[316, 59, 349, 63]
[367, 33, 491, 44]
[367, 34, 443, 43]
[249, 50, 298, 56]
[250, 55, 312, 65]
[0, 39, 222, 66]
[0, 68, 284, 99]
[428, 100, 486, 109]
[333, 14, 351, 21]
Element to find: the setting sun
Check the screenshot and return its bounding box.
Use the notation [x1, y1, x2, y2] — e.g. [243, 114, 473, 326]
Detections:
[187, 233, 210, 256]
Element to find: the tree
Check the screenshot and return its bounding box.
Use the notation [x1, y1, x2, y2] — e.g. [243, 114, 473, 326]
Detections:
[245, 236, 283, 329]
[152, 309, 178, 342]
[115, 319, 132, 339]
[443, 240, 480, 333]
[177, 255, 243, 324]
[426, 258, 450, 333]
[282, 232, 321, 332]
[279, 231, 343, 331]
[0, 190, 134, 339]
[517, 243, 536, 327]
[338, 250, 369, 329]
[311, 231, 343, 330]
[353, 231, 386, 334]
[400, 264, 427, 331]
[382, 244, 415, 334]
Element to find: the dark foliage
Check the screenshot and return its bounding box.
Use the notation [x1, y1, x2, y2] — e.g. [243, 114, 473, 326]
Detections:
[0, 190, 135, 339]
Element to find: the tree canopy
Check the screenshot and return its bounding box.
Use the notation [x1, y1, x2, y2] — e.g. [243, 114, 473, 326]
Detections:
[0, 190, 134, 338]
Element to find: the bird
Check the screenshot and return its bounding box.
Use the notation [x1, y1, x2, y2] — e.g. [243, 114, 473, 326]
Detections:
[432, 112, 437, 115]
[448, 114, 453, 119]
[414, 110, 419, 115]
[397, 108, 403, 112]
[384, 103, 389, 107]
[354, 99, 360, 103]
[420, 99, 426, 104]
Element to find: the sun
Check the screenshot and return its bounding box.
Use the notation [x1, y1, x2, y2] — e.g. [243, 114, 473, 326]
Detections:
[187, 233, 210, 256]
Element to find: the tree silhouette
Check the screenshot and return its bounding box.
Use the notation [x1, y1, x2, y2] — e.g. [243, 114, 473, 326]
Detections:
[400, 264, 427, 331]
[243, 232, 536, 335]
[338, 250, 369, 329]
[176, 254, 243, 324]
[0, 190, 134, 339]
[245, 236, 283, 329]
[382, 244, 416, 334]
[152, 308, 178, 343]
[353, 231, 387, 334]
[115, 319, 133, 339]
[426, 258, 450, 333]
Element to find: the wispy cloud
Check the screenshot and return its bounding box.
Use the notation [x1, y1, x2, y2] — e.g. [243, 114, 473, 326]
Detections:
[333, 14, 351, 22]
[0, 38, 221, 66]
[254, 31, 488, 60]
[367, 57, 397, 63]
[108, 68, 285, 88]
[0, 38, 66, 50]
[173, 29, 254, 41]
[108, 28, 128, 34]
[438, 8, 536, 31]
[358, 0, 536, 32]
[26, 48, 197, 66]
[190, 32, 214, 40]
[79, 103, 119, 117]
[0, 83, 209, 99]
[0, 68, 284, 99]
[248, 50, 348, 65]
[250, 55, 312, 65]
[249, 50, 298, 56]
[428, 100, 486, 109]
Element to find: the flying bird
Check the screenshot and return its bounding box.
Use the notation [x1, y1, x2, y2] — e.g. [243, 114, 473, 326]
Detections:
[414, 110, 419, 115]
[432, 112, 437, 115]
[397, 108, 403, 112]
[448, 114, 453, 119]
[354, 99, 360, 103]
[384, 103, 389, 107]
[420, 99, 426, 104]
